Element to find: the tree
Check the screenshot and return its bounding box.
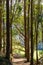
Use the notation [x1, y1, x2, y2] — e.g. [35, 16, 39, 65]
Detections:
[6, 0, 10, 60]
[10, 0, 12, 60]
[24, 0, 27, 59]
[26, 0, 30, 62]
[0, 0, 2, 52]
[36, 0, 41, 64]
[2, 0, 6, 54]
[30, 0, 34, 65]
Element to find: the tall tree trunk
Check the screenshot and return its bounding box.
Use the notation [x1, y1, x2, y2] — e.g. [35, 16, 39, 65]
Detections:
[30, 0, 34, 65]
[0, 0, 2, 52]
[10, 0, 12, 55]
[36, 0, 41, 64]
[26, 0, 30, 62]
[42, 23, 43, 42]
[2, 0, 6, 54]
[42, 6, 43, 43]
[10, 0, 12, 60]
[36, 22, 38, 65]
[24, 0, 31, 62]
[3, 19, 6, 53]
[6, 0, 10, 60]
[24, 0, 27, 58]
[41, 6, 43, 44]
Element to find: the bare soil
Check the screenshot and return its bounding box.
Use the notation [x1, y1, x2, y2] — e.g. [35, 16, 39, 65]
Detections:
[12, 58, 30, 65]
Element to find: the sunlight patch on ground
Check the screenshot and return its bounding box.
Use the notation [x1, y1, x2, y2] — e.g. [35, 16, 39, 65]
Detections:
[34, 50, 42, 60]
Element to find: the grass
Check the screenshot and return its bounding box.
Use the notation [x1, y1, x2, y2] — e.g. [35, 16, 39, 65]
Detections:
[34, 50, 43, 60]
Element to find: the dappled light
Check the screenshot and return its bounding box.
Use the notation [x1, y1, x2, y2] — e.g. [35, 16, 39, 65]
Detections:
[0, 0, 43, 65]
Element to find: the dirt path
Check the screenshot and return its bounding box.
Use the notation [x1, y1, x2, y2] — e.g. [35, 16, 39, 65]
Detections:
[13, 62, 30, 65]
[12, 58, 30, 65]
[12, 58, 27, 62]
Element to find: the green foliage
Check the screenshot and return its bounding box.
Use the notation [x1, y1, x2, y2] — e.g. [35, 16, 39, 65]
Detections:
[2, 0, 43, 60]
[17, 4, 22, 13]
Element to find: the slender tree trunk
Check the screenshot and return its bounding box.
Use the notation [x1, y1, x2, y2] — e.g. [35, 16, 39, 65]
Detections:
[2, 0, 6, 53]
[24, 0, 27, 58]
[35, 11, 38, 65]
[3, 19, 6, 53]
[36, 0, 41, 64]
[41, 6, 43, 43]
[30, 0, 34, 65]
[24, 0, 31, 62]
[10, 0, 12, 54]
[42, 24, 43, 42]
[9, 0, 12, 54]
[35, 17, 38, 65]
[26, 0, 30, 62]
[0, 0, 2, 52]
[6, 0, 10, 60]
[10, 0, 12, 60]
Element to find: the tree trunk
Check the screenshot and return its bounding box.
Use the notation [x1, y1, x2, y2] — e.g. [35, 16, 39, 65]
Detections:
[10, 0, 12, 54]
[0, 0, 2, 52]
[36, 0, 41, 64]
[24, 0, 27, 58]
[42, 23, 43, 42]
[6, 0, 10, 60]
[36, 22, 38, 65]
[30, 0, 34, 65]
[26, 0, 30, 62]
[2, 0, 6, 53]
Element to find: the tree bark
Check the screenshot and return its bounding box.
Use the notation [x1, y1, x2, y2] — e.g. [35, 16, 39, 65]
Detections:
[6, 0, 10, 60]
[0, 0, 2, 52]
[30, 0, 34, 65]
[24, 0, 27, 58]
[2, 0, 6, 53]
[26, 0, 30, 62]
[36, 0, 41, 64]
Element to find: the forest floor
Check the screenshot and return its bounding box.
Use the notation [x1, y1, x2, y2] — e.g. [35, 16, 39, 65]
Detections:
[12, 58, 30, 65]
[13, 62, 30, 65]
[12, 57, 43, 65]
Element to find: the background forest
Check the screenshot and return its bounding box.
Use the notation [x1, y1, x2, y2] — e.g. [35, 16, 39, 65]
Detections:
[0, 0, 43, 65]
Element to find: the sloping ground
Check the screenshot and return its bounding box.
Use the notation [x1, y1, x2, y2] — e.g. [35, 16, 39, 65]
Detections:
[13, 62, 30, 65]
[12, 58, 30, 65]
[12, 58, 27, 63]
[12, 57, 43, 65]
